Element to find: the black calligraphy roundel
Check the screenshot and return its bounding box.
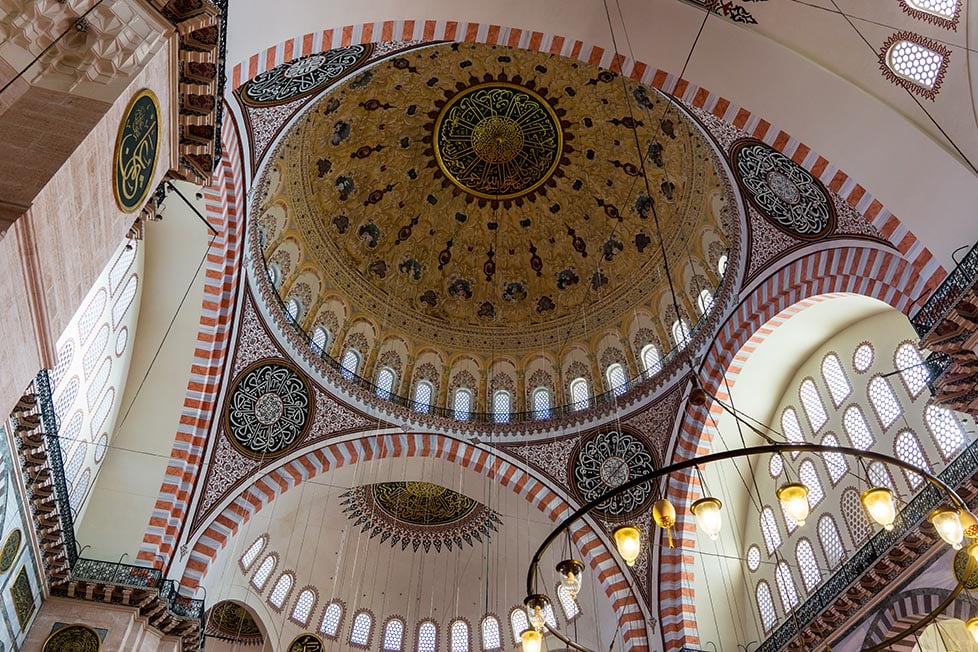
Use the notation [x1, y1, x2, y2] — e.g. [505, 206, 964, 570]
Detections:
[113, 90, 161, 213]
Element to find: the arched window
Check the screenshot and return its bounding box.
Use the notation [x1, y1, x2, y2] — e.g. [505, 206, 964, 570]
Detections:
[717, 253, 728, 277]
[903, 0, 958, 18]
[775, 561, 799, 611]
[450, 619, 470, 652]
[286, 297, 302, 322]
[820, 434, 848, 485]
[895, 342, 930, 398]
[251, 554, 276, 591]
[761, 506, 782, 554]
[796, 539, 822, 593]
[481, 616, 502, 651]
[492, 390, 511, 423]
[454, 387, 474, 421]
[382, 617, 405, 651]
[569, 377, 589, 410]
[341, 348, 361, 380]
[818, 515, 845, 569]
[895, 429, 930, 488]
[885, 37, 946, 90]
[640, 344, 662, 376]
[821, 354, 852, 407]
[556, 584, 581, 621]
[925, 404, 966, 459]
[320, 601, 344, 639]
[868, 462, 896, 492]
[843, 405, 875, 449]
[291, 588, 317, 626]
[799, 378, 828, 432]
[414, 380, 433, 413]
[268, 572, 294, 609]
[781, 407, 804, 457]
[240, 535, 267, 571]
[542, 603, 558, 630]
[376, 367, 396, 400]
[671, 318, 691, 349]
[267, 264, 280, 287]
[769, 454, 784, 478]
[311, 326, 330, 355]
[696, 288, 714, 315]
[350, 611, 374, 648]
[853, 343, 875, 373]
[799, 460, 824, 507]
[756, 581, 777, 632]
[510, 607, 530, 645]
[532, 387, 551, 419]
[842, 488, 873, 544]
[606, 363, 627, 397]
[417, 621, 438, 652]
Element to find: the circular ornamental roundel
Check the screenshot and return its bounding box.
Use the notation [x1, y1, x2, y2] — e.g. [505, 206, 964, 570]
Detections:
[41, 624, 102, 652]
[572, 429, 657, 517]
[241, 45, 372, 106]
[113, 89, 161, 213]
[731, 138, 835, 240]
[225, 361, 312, 458]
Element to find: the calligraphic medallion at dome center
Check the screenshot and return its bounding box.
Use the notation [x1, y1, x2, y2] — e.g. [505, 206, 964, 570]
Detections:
[41, 624, 102, 652]
[225, 361, 312, 458]
[113, 90, 160, 213]
[434, 82, 563, 200]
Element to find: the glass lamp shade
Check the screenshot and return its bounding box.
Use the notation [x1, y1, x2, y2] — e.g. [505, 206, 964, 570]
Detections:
[929, 507, 964, 549]
[524, 595, 550, 632]
[556, 560, 584, 600]
[613, 525, 642, 567]
[967, 617, 978, 644]
[690, 497, 723, 540]
[860, 487, 897, 531]
[777, 482, 811, 526]
[521, 629, 543, 652]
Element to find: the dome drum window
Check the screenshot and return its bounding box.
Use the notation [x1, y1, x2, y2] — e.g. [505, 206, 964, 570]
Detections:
[899, 0, 960, 30]
[879, 32, 950, 99]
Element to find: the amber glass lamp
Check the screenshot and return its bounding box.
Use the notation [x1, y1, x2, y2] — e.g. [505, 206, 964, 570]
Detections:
[612, 525, 642, 567]
[777, 482, 811, 525]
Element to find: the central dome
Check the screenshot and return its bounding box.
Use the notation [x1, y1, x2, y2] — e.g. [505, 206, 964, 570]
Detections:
[255, 42, 735, 418]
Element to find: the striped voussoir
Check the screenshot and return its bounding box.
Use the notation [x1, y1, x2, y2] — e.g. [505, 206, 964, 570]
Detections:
[181, 433, 652, 651]
[862, 587, 975, 651]
[661, 248, 927, 647]
[136, 115, 246, 568]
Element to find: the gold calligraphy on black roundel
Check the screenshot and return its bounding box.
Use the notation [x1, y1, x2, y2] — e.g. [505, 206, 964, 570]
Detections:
[42, 624, 102, 652]
[113, 89, 161, 213]
[434, 82, 563, 200]
[288, 633, 325, 651]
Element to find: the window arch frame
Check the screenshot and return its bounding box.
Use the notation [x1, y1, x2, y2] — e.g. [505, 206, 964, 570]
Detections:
[290, 586, 319, 627]
[509, 607, 530, 646]
[853, 342, 875, 373]
[796, 538, 822, 594]
[286, 297, 303, 323]
[381, 616, 406, 652]
[640, 343, 662, 377]
[267, 571, 295, 612]
[605, 362, 627, 396]
[310, 326, 330, 355]
[756, 580, 777, 633]
[820, 352, 852, 408]
[480, 614, 503, 651]
[819, 433, 848, 486]
[760, 506, 782, 555]
[492, 389, 512, 423]
[531, 386, 551, 419]
[414, 379, 434, 413]
[416, 619, 439, 652]
[376, 366, 397, 400]
[454, 386, 475, 421]
[894, 428, 932, 489]
[899, 0, 960, 29]
[239, 534, 268, 572]
[717, 252, 729, 277]
[798, 377, 828, 434]
[880, 32, 950, 99]
[925, 404, 967, 460]
[569, 377, 589, 411]
[341, 348, 362, 379]
[841, 486, 874, 545]
[448, 617, 471, 652]
[798, 458, 825, 508]
[349, 609, 375, 649]
[671, 318, 691, 349]
[696, 288, 714, 315]
[319, 600, 346, 640]
[868, 375, 903, 431]
[817, 514, 845, 570]
[775, 560, 799, 611]
[555, 582, 582, 622]
[250, 553, 278, 592]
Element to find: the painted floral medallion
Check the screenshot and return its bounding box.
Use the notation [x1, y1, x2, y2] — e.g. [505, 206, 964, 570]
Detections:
[224, 361, 312, 458]
[0, 528, 21, 573]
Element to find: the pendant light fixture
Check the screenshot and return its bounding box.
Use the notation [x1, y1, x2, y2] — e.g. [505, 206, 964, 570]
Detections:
[523, 594, 551, 632]
[690, 497, 723, 540]
[653, 498, 677, 548]
[520, 629, 543, 652]
[967, 617, 978, 644]
[860, 487, 898, 531]
[960, 509, 978, 540]
[612, 525, 642, 567]
[930, 507, 965, 550]
[555, 559, 584, 600]
[777, 482, 811, 525]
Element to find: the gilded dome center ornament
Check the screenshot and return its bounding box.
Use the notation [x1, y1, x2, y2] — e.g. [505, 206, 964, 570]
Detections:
[433, 81, 563, 200]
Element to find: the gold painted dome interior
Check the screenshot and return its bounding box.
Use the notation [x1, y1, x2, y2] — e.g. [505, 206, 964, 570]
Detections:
[255, 42, 734, 418]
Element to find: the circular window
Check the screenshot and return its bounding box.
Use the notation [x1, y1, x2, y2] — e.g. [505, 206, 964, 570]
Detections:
[747, 545, 761, 572]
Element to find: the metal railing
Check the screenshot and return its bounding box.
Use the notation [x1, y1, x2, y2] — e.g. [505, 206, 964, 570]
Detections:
[756, 437, 978, 651]
[911, 240, 978, 338]
[35, 369, 78, 568]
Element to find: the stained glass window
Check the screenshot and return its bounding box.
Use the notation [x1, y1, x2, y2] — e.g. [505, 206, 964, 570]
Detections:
[757, 581, 777, 632]
[761, 506, 782, 554]
[843, 405, 875, 449]
[450, 620, 470, 652]
[251, 555, 276, 591]
[311, 327, 329, 355]
[853, 343, 874, 372]
[820, 434, 848, 485]
[454, 388, 473, 421]
[697, 288, 714, 315]
[570, 378, 589, 410]
[493, 390, 511, 422]
[606, 363, 627, 397]
[383, 618, 404, 651]
[895, 429, 930, 488]
[895, 343, 930, 398]
[350, 611, 373, 647]
[886, 39, 945, 89]
[799, 378, 828, 432]
[818, 515, 845, 569]
[376, 367, 396, 400]
[481, 616, 501, 650]
[292, 589, 316, 625]
[821, 354, 851, 407]
[532, 387, 551, 419]
[269, 573, 294, 609]
[321, 602, 344, 638]
[417, 621, 438, 652]
[641, 344, 662, 376]
[796, 539, 822, 593]
[925, 404, 966, 459]
[240, 536, 267, 570]
[775, 561, 799, 610]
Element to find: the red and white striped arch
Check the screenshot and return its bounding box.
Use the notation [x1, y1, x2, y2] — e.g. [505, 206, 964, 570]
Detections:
[182, 432, 652, 651]
[137, 114, 247, 568]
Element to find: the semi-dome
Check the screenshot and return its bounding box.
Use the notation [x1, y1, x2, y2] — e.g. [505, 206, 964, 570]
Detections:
[254, 42, 737, 419]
